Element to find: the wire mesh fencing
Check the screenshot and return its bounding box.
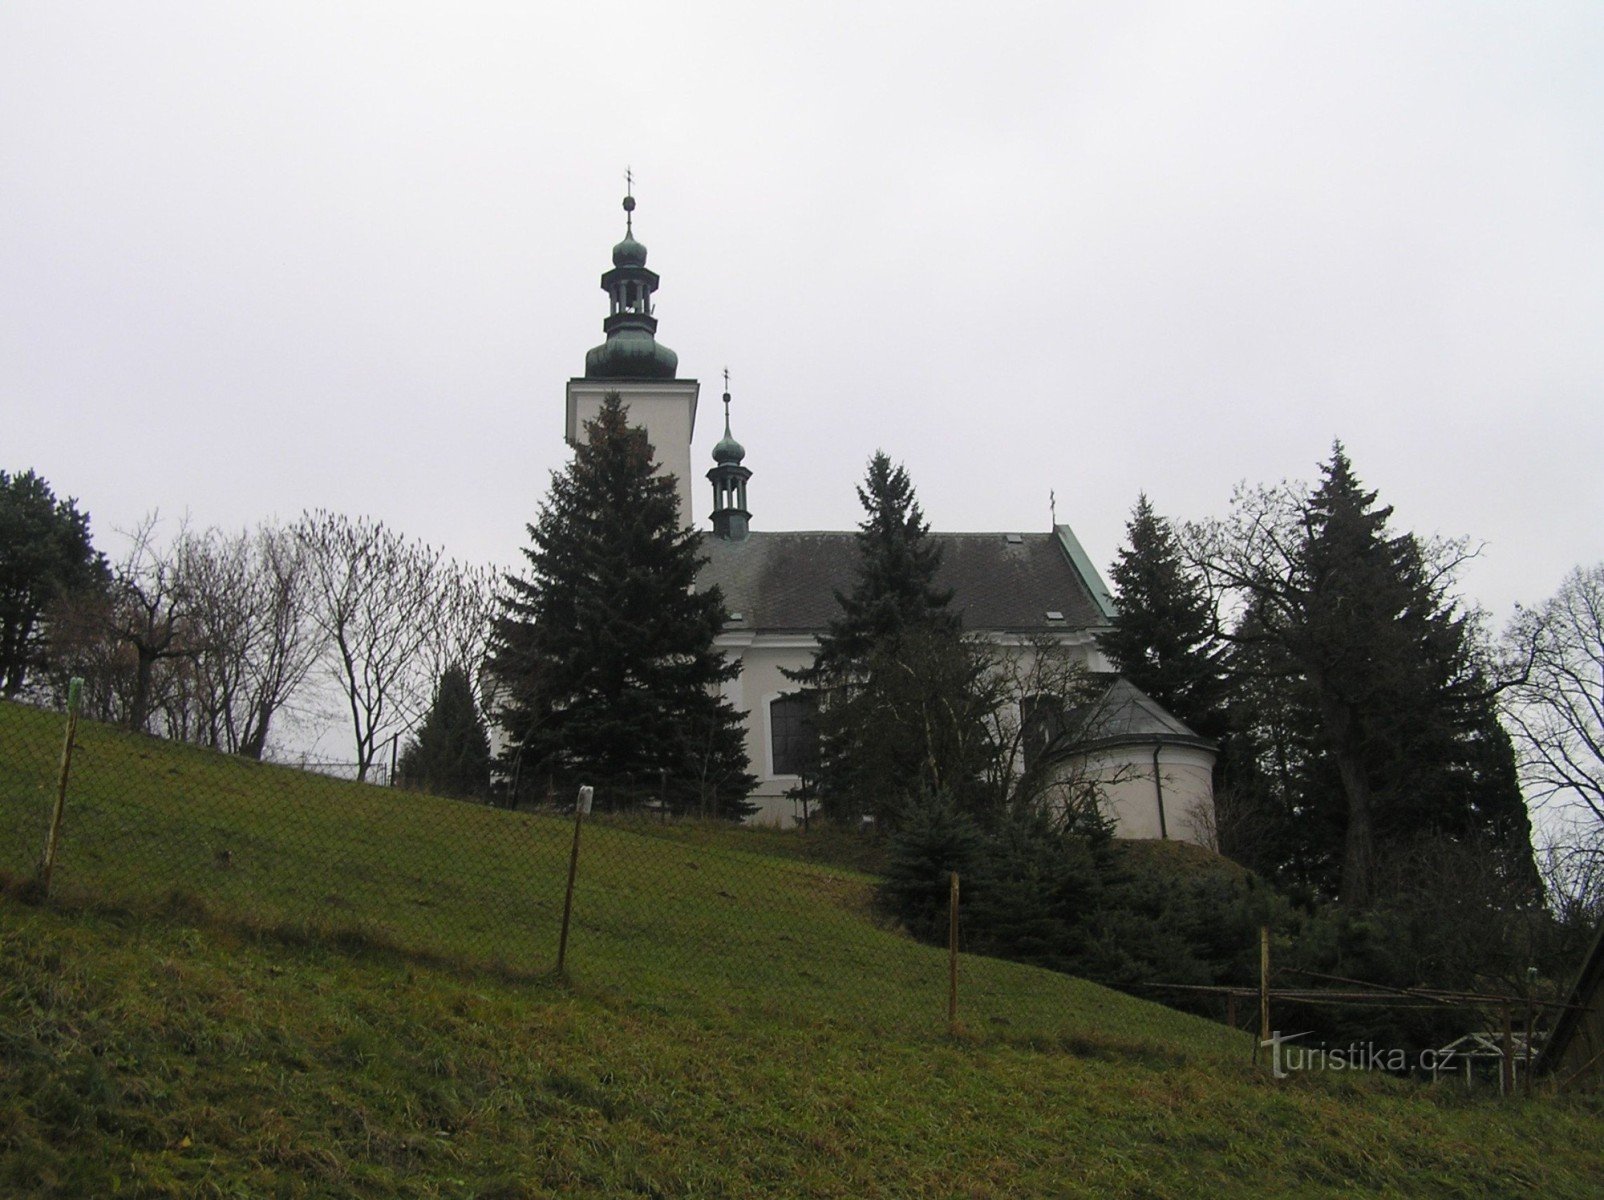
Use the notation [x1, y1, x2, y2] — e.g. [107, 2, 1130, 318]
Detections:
[1, 693, 1201, 1049]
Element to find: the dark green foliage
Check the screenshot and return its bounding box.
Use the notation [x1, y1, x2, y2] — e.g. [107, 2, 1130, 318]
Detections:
[0, 469, 108, 696]
[880, 811, 1498, 1055]
[792, 453, 962, 824]
[876, 793, 990, 942]
[1207, 444, 1536, 906]
[964, 810, 1105, 970]
[1101, 494, 1226, 740]
[1269, 875, 1545, 1055]
[396, 666, 491, 800]
[492, 394, 755, 817]
[1086, 848, 1283, 1005]
[814, 624, 1002, 825]
[805, 451, 955, 682]
[878, 798, 1105, 968]
[878, 814, 1283, 1017]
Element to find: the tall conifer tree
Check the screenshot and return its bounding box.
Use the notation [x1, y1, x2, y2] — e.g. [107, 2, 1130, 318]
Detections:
[792, 452, 959, 823]
[1101, 494, 1225, 739]
[492, 394, 755, 816]
[804, 451, 955, 681]
[397, 665, 492, 800]
[1201, 444, 1535, 904]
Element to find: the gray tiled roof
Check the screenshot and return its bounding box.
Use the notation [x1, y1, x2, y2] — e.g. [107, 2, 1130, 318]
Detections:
[698, 530, 1110, 635]
[1083, 677, 1211, 746]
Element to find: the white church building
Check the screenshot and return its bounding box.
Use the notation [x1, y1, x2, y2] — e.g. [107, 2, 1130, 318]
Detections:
[564, 194, 1215, 840]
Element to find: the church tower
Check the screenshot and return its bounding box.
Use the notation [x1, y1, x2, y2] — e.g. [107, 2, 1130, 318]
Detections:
[707, 380, 751, 539]
[565, 188, 700, 522]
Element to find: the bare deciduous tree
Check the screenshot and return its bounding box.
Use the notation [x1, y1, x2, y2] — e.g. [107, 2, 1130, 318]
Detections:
[108, 514, 201, 734]
[1504, 563, 1604, 824]
[1537, 822, 1604, 948]
[422, 558, 498, 709]
[972, 635, 1132, 824]
[296, 510, 445, 782]
[181, 522, 325, 758]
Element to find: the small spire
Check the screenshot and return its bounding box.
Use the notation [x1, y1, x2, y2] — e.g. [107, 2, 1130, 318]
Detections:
[1050, 489, 1057, 526]
[623, 167, 635, 234]
[708, 368, 751, 538]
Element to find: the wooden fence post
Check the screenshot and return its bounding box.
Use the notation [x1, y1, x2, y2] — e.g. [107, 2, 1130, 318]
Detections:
[556, 784, 592, 976]
[1257, 925, 1271, 1067]
[1500, 1005, 1515, 1097]
[35, 677, 83, 900]
[1525, 966, 1537, 1099]
[948, 871, 960, 1034]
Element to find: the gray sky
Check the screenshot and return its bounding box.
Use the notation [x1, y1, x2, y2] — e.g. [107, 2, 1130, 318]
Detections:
[5, 2, 1602, 625]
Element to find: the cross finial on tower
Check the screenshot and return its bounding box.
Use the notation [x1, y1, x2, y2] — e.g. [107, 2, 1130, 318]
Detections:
[623, 167, 635, 234]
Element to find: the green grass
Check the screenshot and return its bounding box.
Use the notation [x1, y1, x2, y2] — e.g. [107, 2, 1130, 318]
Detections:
[3, 699, 1604, 1197]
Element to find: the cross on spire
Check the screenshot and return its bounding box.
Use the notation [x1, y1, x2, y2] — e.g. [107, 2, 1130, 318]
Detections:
[623, 167, 635, 234]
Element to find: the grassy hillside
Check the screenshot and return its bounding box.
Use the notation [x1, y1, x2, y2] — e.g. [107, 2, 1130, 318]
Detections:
[0, 700, 1166, 1041]
[4, 701, 1604, 1197]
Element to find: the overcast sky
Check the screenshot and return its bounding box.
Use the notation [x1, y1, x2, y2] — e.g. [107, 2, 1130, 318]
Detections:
[5, 2, 1602, 627]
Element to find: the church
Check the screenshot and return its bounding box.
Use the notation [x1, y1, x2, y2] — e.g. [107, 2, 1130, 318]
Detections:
[564, 193, 1215, 839]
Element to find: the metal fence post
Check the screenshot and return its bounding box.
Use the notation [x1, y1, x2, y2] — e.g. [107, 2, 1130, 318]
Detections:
[36, 677, 84, 899]
[556, 784, 592, 976]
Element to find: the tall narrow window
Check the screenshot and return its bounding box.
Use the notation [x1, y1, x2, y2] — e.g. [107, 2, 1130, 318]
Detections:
[1022, 693, 1066, 770]
[770, 692, 820, 777]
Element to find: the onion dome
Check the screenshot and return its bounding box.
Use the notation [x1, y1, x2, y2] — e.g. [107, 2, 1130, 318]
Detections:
[612, 231, 648, 268]
[712, 399, 746, 464]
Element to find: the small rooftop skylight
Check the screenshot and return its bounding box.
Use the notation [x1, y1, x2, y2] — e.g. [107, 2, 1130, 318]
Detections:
[728, 612, 744, 621]
[1005, 533, 1023, 544]
[1045, 610, 1065, 621]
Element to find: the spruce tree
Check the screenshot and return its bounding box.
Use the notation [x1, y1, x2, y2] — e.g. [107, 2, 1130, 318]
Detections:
[803, 451, 955, 682]
[1100, 494, 1225, 739]
[792, 452, 960, 824]
[492, 394, 755, 817]
[397, 665, 491, 800]
[1205, 444, 1535, 905]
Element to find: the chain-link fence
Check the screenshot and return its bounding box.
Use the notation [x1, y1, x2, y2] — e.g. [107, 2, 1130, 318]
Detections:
[1, 694, 1176, 1048]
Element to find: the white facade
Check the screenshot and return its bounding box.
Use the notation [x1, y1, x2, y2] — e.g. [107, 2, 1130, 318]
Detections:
[566, 377, 701, 522]
[714, 625, 1214, 846]
[1079, 743, 1217, 844]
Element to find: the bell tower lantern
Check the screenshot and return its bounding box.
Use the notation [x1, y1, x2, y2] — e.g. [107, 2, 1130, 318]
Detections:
[707, 376, 752, 540]
[565, 183, 700, 523]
